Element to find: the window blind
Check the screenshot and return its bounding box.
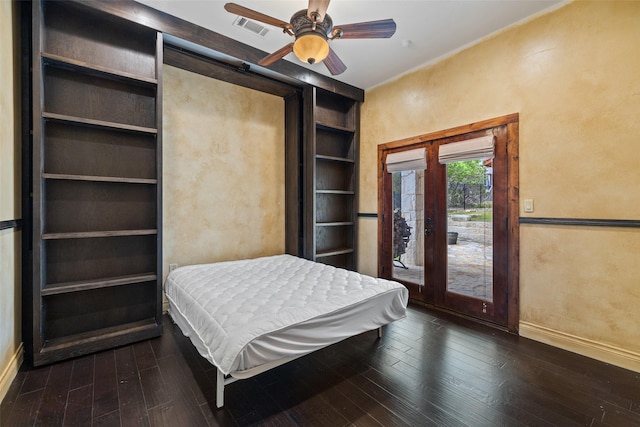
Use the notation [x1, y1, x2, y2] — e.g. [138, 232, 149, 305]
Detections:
[438, 135, 495, 164]
[386, 147, 427, 172]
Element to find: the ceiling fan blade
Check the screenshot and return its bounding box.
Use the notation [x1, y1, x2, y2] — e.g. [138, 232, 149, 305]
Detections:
[307, 0, 330, 22]
[258, 43, 294, 67]
[334, 19, 397, 39]
[324, 48, 347, 75]
[224, 3, 292, 31]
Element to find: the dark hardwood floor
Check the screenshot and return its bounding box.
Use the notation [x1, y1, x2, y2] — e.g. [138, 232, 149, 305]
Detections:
[2, 305, 639, 426]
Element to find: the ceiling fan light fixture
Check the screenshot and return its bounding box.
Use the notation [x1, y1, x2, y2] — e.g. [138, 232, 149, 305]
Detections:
[293, 32, 329, 64]
[224, 2, 396, 74]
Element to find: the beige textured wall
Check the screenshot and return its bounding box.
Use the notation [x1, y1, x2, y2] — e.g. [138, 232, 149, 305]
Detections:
[162, 65, 285, 279]
[360, 1, 640, 363]
[0, 0, 22, 399]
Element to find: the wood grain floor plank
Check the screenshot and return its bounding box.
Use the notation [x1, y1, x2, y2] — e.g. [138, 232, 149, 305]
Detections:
[62, 384, 93, 427]
[92, 410, 121, 427]
[293, 358, 384, 427]
[298, 393, 350, 427]
[133, 340, 158, 372]
[502, 359, 608, 421]
[349, 371, 451, 427]
[139, 366, 171, 410]
[93, 350, 119, 419]
[500, 379, 588, 427]
[19, 366, 51, 395]
[1, 370, 28, 426]
[364, 364, 510, 427]
[535, 364, 633, 410]
[147, 402, 181, 427]
[3, 308, 639, 427]
[320, 384, 384, 427]
[225, 377, 289, 426]
[147, 398, 212, 427]
[502, 375, 596, 426]
[600, 401, 640, 427]
[331, 376, 417, 427]
[149, 326, 182, 360]
[34, 359, 73, 426]
[155, 354, 209, 426]
[170, 330, 217, 406]
[609, 376, 640, 405]
[198, 401, 238, 427]
[2, 389, 44, 427]
[115, 346, 150, 427]
[251, 362, 348, 426]
[69, 354, 94, 391]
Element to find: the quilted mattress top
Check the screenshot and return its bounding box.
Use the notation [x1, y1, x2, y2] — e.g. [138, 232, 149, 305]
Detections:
[164, 254, 408, 374]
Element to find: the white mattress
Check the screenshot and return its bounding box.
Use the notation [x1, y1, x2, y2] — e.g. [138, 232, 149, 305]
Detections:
[164, 254, 408, 375]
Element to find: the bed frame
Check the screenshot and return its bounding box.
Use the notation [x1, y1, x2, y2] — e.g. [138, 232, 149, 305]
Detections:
[164, 255, 407, 409]
[213, 327, 384, 408]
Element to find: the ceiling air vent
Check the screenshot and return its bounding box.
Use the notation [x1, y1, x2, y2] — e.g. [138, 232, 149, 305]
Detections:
[233, 16, 270, 37]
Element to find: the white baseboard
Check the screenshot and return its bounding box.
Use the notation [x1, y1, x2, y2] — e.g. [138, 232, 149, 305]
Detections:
[0, 342, 24, 403]
[519, 321, 640, 373]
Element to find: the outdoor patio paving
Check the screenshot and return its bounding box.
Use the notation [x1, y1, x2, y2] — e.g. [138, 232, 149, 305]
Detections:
[393, 238, 493, 301]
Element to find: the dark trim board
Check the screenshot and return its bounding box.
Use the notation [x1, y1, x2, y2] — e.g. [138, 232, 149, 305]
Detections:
[0, 219, 22, 231]
[520, 217, 640, 228]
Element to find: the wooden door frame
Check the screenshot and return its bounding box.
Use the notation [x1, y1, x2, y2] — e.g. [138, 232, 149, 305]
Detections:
[378, 114, 520, 332]
[429, 126, 508, 325]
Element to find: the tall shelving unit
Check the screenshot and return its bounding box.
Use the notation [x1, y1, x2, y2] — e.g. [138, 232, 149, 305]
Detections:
[25, 1, 163, 366]
[308, 88, 359, 270]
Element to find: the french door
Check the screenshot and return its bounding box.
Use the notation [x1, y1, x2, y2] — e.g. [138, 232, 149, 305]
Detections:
[378, 116, 519, 330]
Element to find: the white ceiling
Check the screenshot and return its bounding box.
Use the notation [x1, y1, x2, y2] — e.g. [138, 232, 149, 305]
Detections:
[137, 0, 567, 90]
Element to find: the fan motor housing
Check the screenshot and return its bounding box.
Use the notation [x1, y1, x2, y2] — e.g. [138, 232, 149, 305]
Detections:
[290, 9, 333, 38]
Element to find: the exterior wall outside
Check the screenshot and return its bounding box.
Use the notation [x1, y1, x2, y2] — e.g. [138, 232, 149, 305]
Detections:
[359, 1, 640, 369]
[0, 0, 22, 401]
[162, 65, 285, 281]
[399, 171, 424, 267]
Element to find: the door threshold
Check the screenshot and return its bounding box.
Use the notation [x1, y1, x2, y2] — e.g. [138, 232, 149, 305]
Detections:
[407, 299, 517, 334]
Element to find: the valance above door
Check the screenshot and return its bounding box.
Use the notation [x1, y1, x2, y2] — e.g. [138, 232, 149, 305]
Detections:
[438, 135, 495, 164]
[386, 147, 427, 172]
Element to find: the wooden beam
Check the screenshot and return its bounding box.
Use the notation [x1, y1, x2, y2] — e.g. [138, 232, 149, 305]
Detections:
[163, 46, 298, 98]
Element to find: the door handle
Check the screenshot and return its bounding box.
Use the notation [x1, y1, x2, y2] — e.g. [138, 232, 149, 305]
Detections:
[424, 217, 433, 236]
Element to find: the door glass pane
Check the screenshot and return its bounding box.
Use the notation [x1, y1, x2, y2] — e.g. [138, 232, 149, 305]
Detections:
[391, 170, 424, 287]
[446, 159, 493, 301]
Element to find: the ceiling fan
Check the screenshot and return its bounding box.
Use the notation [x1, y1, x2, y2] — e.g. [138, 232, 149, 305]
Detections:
[224, 1, 397, 75]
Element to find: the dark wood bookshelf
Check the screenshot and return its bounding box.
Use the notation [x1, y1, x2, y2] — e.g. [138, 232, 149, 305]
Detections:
[316, 248, 355, 258]
[307, 88, 359, 271]
[39, 319, 161, 364]
[42, 112, 157, 134]
[42, 230, 158, 240]
[42, 51, 158, 87]
[315, 154, 355, 163]
[42, 273, 158, 296]
[24, 0, 163, 366]
[43, 172, 157, 184]
[316, 121, 356, 133]
[316, 190, 355, 195]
